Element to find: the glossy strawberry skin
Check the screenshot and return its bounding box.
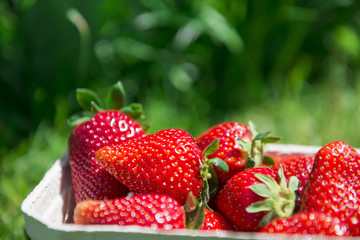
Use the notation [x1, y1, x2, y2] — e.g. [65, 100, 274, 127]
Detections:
[216, 167, 277, 232]
[196, 122, 252, 185]
[271, 153, 315, 205]
[74, 194, 185, 230]
[69, 110, 146, 203]
[300, 141, 360, 226]
[200, 209, 235, 231]
[95, 129, 203, 205]
[260, 212, 349, 236]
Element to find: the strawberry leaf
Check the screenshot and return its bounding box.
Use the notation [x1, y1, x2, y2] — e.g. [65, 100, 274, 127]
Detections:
[185, 192, 198, 213]
[246, 156, 256, 169]
[90, 101, 103, 113]
[249, 184, 276, 198]
[278, 166, 287, 189]
[184, 192, 206, 229]
[253, 132, 271, 141]
[246, 198, 274, 213]
[106, 81, 126, 110]
[254, 173, 280, 193]
[121, 103, 145, 120]
[203, 139, 220, 156]
[262, 136, 282, 143]
[76, 88, 102, 111]
[262, 156, 275, 166]
[289, 176, 300, 192]
[207, 165, 219, 198]
[209, 157, 229, 173]
[259, 211, 276, 227]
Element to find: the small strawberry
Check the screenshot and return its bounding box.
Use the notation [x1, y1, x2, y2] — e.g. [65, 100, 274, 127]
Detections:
[200, 209, 235, 231]
[260, 212, 349, 236]
[74, 194, 185, 230]
[216, 167, 299, 232]
[196, 122, 252, 185]
[68, 82, 146, 203]
[299, 141, 360, 227]
[271, 153, 315, 206]
[95, 128, 203, 205]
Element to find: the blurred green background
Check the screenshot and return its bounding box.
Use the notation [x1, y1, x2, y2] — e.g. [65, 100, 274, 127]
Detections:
[1, 0, 360, 238]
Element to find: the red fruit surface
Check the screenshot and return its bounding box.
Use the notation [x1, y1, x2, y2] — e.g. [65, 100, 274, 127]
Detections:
[200, 209, 235, 231]
[69, 110, 146, 203]
[260, 212, 349, 236]
[196, 122, 252, 185]
[74, 194, 185, 230]
[216, 167, 277, 232]
[300, 141, 360, 228]
[95, 128, 203, 205]
[265, 152, 314, 166]
[271, 153, 315, 204]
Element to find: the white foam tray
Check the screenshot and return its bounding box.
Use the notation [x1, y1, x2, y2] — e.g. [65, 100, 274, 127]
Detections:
[21, 144, 354, 240]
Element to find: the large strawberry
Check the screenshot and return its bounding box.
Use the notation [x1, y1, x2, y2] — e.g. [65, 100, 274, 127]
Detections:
[299, 141, 360, 234]
[260, 212, 349, 236]
[68, 82, 146, 203]
[216, 167, 299, 232]
[95, 128, 203, 205]
[74, 194, 185, 230]
[196, 122, 252, 185]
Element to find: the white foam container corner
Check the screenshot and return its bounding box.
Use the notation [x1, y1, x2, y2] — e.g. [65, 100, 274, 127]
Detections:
[21, 144, 355, 240]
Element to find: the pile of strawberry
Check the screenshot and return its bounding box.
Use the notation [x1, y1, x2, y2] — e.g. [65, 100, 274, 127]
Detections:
[68, 82, 360, 236]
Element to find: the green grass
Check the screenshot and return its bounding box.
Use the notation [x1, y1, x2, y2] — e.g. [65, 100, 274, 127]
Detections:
[0, 122, 70, 239]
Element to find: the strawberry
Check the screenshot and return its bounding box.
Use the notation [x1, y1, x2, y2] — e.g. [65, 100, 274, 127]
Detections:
[216, 167, 299, 232]
[260, 212, 349, 236]
[74, 194, 185, 230]
[69, 110, 146, 203]
[200, 209, 235, 231]
[196, 122, 252, 185]
[271, 153, 315, 206]
[68, 82, 146, 203]
[264, 152, 314, 167]
[299, 141, 360, 228]
[95, 128, 203, 205]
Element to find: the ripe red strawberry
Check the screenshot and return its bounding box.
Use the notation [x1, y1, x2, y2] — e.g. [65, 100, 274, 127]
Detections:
[74, 194, 185, 230]
[200, 209, 235, 231]
[271, 153, 315, 206]
[299, 141, 360, 227]
[69, 110, 146, 203]
[196, 122, 252, 185]
[260, 212, 349, 236]
[68, 82, 147, 203]
[216, 167, 299, 232]
[95, 128, 203, 205]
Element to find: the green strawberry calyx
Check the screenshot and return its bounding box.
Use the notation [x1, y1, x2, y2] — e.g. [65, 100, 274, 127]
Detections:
[245, 166, 299, 227]
[185, 139, 229, 230]
[184, 192, 206, 230]
[237, 121, 281, 168]
[67, 81, 148, 129]
[200, 138, 229, 203]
